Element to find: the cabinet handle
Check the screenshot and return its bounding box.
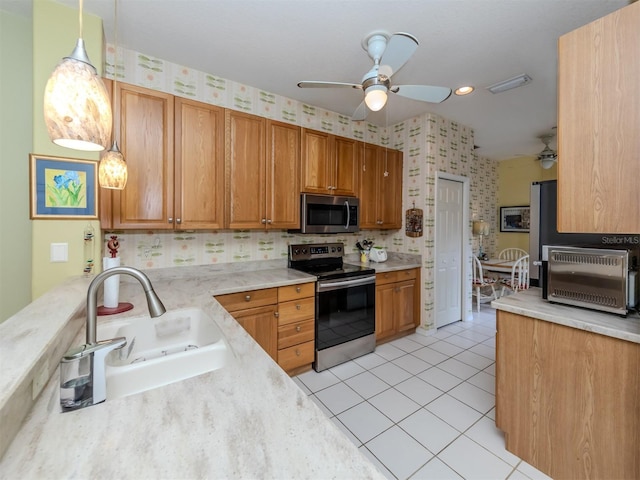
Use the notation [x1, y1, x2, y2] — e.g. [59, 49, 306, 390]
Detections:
[274, 311, 279, 318]
[296, 304, 301, 310]
[261, 218, 267, 224]
[296, 287, 301, 293]
[245, 295, 251, 302]
[295, 349, 301, 356]
[168, 217, 173, 223]
[176, 218, 181, 224]
[296, 325, 301, 332]
[267, 219, 272, 224]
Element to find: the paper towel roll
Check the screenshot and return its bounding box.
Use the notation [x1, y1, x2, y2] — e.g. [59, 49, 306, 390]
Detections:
[103, 257, 121, 308]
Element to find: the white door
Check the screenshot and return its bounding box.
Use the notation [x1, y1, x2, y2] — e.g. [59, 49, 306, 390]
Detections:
[435, 178, 464, 327]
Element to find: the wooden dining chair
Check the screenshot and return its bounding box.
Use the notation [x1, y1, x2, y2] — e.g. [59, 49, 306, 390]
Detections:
[472, 256, 498, 312]
[500, 255, 530, 297]
[498, 248, 528, 261]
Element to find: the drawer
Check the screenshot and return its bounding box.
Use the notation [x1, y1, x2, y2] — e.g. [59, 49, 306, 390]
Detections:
[277, 297, 315, 325]
[376, 268, 418, 285]
[278, 319, 314, 349]
[278, 340, 314, 372]
[215, 288, 277, 313]
[278, 282, 315, 302]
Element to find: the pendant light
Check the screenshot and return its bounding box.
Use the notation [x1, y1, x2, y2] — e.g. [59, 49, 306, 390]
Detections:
[43, 0, 112, 152]
[98, 0, 127, 189]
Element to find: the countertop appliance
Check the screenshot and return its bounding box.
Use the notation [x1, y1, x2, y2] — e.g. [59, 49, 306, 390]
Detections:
[529, 180, 640, 290]
[293, 194, 359, 234]
[369, 246, 388, 263]
[544, 245, 638, 315]
[288, 242, 375, 371]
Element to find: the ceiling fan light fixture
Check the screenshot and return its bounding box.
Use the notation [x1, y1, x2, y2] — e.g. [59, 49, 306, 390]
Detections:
[364, 85, 387, 111]
[455, 85, 474, 96]
[538, 133, 557, 169]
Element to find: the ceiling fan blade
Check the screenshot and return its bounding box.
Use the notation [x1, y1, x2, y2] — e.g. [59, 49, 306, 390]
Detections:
[297, 81, 362, 90]
[379, 32, 418, 77]
[392, 85, 452, 103]
[351, 101, 367, 121]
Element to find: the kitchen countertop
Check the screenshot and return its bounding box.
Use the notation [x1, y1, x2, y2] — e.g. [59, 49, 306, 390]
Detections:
[344, 251, 422, 272]
[492, 288, 640, 344]
[0, 259, 393, 479]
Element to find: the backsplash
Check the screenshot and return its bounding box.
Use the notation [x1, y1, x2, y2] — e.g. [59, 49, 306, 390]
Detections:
[103, 44, 497, 330]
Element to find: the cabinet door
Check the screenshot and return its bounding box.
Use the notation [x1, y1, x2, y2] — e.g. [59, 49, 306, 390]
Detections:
[379, 148, 403, 229]
[226, 110, 266, 229]
[233, 304, 278, 361]
[175, 98, 225, 229]
[112, 83, 174, 229]
[300, 129, 332, 194]
[333, 136, 359, 197]
[267, 120, 300, 229]
[557, 2, 640, 233]
[359, 143, 379, 229]
[395, 279, 417, 333]
[375, 283, 397, 342]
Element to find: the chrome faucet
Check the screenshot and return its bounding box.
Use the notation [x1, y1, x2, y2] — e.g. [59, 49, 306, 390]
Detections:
[60, 266, 166, 411]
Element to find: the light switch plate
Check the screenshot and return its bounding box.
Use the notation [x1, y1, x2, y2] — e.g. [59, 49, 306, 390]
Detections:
[50, 243, 68, 262]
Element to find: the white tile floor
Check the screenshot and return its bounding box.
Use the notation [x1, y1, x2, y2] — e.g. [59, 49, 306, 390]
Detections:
[293, 305, 553, 480]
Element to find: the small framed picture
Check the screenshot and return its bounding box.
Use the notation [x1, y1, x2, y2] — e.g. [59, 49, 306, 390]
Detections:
[500, 206, 530, 233]
[29, 154, 98, 219]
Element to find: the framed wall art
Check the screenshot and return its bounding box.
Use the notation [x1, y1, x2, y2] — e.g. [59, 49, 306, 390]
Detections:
[29, 154, 98, 219]
[499, 205, 530, 232]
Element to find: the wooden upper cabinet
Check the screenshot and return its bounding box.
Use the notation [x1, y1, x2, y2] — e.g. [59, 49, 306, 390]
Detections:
[333, 136, 360, 197]
[266, 120, 300, 229]
[301, 129, 359, 197]
[225, 112, 300, 229]
[226, 110, 266, 229]
[174, 98, 225, 229]
[112, 82, 175, 229]
[359, 145, 403, 229]
[557, 2, 640, 233]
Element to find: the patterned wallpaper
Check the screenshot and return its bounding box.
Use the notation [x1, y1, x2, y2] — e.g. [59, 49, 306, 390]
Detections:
[103, 45, 497, 331]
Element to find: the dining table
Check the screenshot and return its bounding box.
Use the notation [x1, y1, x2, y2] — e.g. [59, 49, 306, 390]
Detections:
[480, 258, 516, 274]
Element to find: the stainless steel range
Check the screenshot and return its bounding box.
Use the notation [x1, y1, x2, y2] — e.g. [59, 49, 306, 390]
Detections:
[288, 242, 376, 372]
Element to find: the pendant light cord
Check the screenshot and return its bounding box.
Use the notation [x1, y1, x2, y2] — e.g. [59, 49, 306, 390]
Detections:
[78, 0, 84, 38]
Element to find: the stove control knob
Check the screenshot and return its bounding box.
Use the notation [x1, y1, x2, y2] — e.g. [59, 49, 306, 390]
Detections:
[330, 247, 336, 253]
[337, 246, 342, 252]
[301, 248, 307, 254]
[293, 248, 300, 255]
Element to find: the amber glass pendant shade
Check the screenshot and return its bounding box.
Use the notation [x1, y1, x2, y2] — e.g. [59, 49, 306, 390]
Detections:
[43, 38, 112, 152]
[99, 141, 128, 189]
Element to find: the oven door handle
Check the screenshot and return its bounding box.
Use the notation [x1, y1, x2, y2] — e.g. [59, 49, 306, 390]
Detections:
[317, 275, 375, 292]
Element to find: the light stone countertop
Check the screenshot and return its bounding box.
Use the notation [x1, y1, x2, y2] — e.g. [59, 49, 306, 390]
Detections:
[492, 288, 640, 344]
[0, 259, 391, 479]
[344, 252, 422, 272]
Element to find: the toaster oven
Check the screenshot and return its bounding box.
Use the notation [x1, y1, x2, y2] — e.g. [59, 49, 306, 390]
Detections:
[543, 245, 639, 316]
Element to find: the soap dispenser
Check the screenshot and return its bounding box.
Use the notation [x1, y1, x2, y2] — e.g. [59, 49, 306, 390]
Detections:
[59, 351, 93, 411]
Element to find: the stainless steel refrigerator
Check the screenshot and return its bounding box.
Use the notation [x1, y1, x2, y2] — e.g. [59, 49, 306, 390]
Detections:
[529, 180, 639, 288]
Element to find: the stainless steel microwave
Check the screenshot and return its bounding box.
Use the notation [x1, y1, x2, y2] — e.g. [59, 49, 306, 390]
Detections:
[295, 194, 359, 234]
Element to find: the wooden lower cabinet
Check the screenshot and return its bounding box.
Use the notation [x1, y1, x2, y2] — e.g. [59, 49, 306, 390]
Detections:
[215, 282, 315, 375]
[496, 310, 640, 480]
[375, 268, 420, 344]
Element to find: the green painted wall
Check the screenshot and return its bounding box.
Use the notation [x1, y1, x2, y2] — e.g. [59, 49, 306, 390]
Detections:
[0, 10, 33, 321]
[31, 0, 103, 299]
[497, 156, 557, 253]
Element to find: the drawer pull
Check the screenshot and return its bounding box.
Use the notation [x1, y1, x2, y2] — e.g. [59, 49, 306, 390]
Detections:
[274, 312, 279, 318]
[245, 295, 251, 302]
[295, 349, 301, 356]
[296, 287, 301, 293]
[295, 325, 301, 332]
[296, 304, 301, 310]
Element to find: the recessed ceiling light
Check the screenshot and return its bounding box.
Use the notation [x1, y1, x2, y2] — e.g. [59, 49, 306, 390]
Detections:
[454, 86, 474, 96]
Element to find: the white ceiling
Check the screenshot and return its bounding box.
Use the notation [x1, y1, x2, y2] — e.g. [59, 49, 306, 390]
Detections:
[2, 0, 631, 160]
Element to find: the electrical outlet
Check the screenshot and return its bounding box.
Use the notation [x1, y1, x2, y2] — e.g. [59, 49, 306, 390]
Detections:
[32, 359, 50, 400]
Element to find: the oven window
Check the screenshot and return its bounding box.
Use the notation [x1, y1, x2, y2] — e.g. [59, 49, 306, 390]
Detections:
[316, 283, 375, 351]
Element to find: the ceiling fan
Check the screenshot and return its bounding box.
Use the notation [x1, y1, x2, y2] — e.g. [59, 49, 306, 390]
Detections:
[538, 133, 558, 169]
[297, 31, 452, 121]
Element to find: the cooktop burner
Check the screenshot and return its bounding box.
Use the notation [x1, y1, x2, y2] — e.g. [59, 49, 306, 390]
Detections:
[288, 242, 375, 280]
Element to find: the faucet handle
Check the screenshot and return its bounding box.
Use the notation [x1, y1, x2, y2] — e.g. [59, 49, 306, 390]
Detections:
[61, 337, 126, 411]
